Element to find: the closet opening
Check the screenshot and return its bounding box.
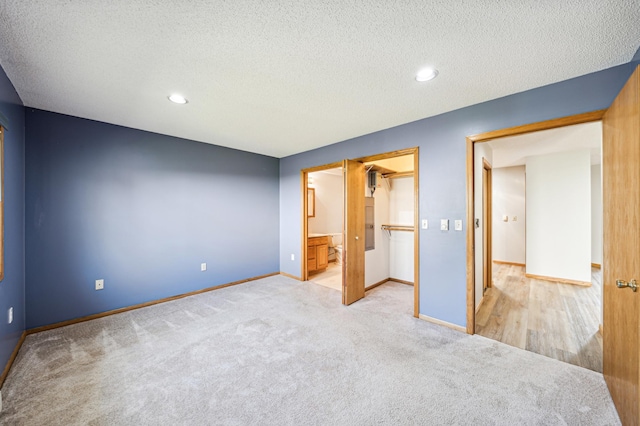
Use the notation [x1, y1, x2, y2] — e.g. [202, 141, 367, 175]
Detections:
[301, 148, 419, 317]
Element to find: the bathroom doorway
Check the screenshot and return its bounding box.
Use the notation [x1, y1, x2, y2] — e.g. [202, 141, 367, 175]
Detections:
[306, 166, 344, 292]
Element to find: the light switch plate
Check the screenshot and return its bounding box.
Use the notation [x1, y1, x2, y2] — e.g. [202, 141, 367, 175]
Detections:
[454, 220, 463, 231]
[422, 219, 428, 229]
[440, 219, 449, 231]
[201, 263, 207, 271]
[502, 215, 509, 222]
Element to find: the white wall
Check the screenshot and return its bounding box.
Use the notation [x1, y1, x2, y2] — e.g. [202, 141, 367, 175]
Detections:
[591, 164, 602, 265]
[389, 176, 414, 282]
[492, 166, 526, 264]
[526, 150, 591, 283]
[308, 170, 343, 236]
[474, 144, 493, 308]
[365, 177, 390, 287]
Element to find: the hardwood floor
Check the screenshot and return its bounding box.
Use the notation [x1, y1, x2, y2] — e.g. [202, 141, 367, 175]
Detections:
[476, 263, 603, 372]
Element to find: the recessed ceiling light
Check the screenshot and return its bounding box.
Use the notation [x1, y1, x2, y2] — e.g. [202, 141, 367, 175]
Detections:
[168, 94, 188, 104]
[416, 68, 438, 82]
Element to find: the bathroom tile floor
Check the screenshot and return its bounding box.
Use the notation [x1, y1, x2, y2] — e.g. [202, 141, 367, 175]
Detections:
[309, 262, 342, 292]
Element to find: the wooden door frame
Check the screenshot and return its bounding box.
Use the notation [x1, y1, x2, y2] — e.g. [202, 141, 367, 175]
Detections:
[465, 110, 606, 334]
[300, 147, 420, 318]
[482, 158, 492, 294]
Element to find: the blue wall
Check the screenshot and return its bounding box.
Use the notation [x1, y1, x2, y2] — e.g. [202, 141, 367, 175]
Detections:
[25, 110, 280, 328]
[280, 61, 640, 327]
[0, 65, 25, 371]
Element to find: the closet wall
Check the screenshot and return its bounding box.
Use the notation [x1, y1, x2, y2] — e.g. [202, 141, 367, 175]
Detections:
[389, 176, 414, 282]
[364, 179, 390, 287]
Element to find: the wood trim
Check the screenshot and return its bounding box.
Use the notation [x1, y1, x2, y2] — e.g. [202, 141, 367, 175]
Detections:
[524, 273, 591, 287]
[467, 110, 606, 143]
[493, 260, 526, 267]
[389, 278, 414, 286]
[365, 278, 390, 292]
[591, 263, 602, 269]
[363, 277, 414, 292]
[352, 148, 418, 164]
[419, 314, 466, 333]
[300, 170, 308, 281]
[0, 331, 25, 389]
[27, 272, 279, 335]
[466, 110, 606, 336]
[280, 272, 301, 281]
[413, 148, 420, 318]
[466, 137, 475, 333]
[302, 161, 343, 174]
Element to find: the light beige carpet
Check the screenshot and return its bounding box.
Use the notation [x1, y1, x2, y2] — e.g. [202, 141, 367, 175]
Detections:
[0, 276, 620, 425]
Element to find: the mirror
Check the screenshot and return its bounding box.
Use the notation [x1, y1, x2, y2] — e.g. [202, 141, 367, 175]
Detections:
[0, 126, 4, 281]
[307, 188, 315, 218]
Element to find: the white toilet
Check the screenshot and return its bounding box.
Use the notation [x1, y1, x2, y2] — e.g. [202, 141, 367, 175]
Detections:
[331, 234, 343, 265]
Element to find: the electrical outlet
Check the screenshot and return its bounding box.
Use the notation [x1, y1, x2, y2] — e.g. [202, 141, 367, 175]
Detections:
[201, 263, 207, 271]
[7, 307, 12, 324]
[422, 219, 428, 229]
[440, 219, 449, 231]
[95, 279, 104, 290]
[291, 254, 295, 261]
[454, 220, 463, 231]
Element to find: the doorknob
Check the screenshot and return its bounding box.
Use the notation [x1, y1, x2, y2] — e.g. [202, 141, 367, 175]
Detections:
[355, 236, 359, 240]
[616, 279, 638, 292]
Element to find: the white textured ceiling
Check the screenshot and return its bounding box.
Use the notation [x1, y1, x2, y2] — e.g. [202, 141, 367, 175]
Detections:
[488, 121, 602, 168]
[0, 1, 638, 158]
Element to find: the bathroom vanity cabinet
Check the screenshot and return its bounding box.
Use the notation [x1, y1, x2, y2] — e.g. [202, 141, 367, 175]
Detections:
[307, 236, 329, 274]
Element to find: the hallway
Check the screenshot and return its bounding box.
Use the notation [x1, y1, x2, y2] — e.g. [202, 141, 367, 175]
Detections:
[476, 263, 602, 372]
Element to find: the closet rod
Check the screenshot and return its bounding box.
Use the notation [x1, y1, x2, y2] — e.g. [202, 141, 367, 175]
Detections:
[381, 224, 414, 236]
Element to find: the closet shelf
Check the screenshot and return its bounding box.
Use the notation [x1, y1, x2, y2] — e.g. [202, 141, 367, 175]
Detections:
[381, 224, 414, 236]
